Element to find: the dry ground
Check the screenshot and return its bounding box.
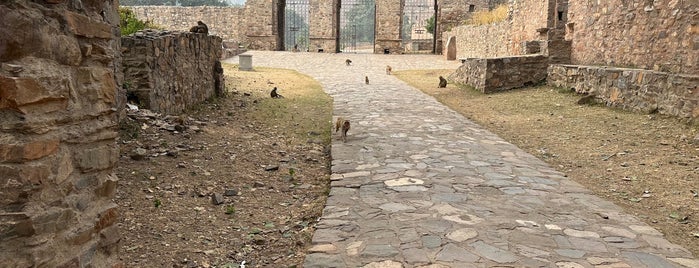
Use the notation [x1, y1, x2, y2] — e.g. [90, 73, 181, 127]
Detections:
[116, 65, 332, 267]
[394, 69, 699, 256]
[116, 64, 698, 268]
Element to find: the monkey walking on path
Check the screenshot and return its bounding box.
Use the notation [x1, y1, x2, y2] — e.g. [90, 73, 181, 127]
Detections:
[386, 65, 392, 75]
[438, 76, 447, 88]
[335, 117, 351, 143]
[365, 76, 369, 85]
[345, 59, 352, 66]
[270, 87, 283, 98]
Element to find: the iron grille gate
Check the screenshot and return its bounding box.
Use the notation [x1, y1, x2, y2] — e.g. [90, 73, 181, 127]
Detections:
[340, 0, 375, 53]
[284, 0, 310, 52]
[402, 0, 435, 53]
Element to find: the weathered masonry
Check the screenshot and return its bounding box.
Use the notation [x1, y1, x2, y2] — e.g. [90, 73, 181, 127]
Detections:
[127, 0, 502, 54]
[446, 0, 698, 122]
[1, 0, 123, 267]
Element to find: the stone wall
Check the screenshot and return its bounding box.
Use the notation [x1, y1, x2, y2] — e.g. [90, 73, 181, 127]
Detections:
[0, 0, 122, 267]
[127, 6, 245, 43]
[567, 0, 698, 75]
[122, 30, 224, 115]
[375, 1, 403, 53]
[443, 21, 511, 59]
[548, 65, 699, 122]
[449, 55, 549, 93]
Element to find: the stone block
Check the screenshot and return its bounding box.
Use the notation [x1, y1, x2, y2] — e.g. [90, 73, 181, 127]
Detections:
[63, 11, 112, 39]
[95, 205, 118, 231]
[0, 140, 60, 163]
[98, 225, 120, 255]
[0, 76, 68, 114]
[75, 145, 118, 172]
[94, 174, 118, 198]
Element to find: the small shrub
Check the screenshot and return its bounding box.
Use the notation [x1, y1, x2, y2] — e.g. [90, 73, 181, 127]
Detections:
[467, 4, 509, 26]
[119, 7, 160, 36]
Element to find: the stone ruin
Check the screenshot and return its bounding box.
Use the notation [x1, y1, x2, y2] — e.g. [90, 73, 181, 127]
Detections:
[1, 0, 122, 267]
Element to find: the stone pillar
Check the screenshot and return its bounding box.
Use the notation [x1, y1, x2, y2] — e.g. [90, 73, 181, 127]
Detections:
[445, 36, 457, 60]
[309, 0, 340, 52]
[375, 1, 403, 53]
[239, 54, 253, 71]
[0, 1, 122, 267]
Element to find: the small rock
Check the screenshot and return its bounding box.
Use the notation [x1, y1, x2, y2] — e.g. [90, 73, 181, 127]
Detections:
[264, 165, 279, 171]
[253, 181, 265, 188]
[175, 124, 186, 132]
[211, 193, 224, 205]
[224, 189, 239, 196]
[130, 148, 148, 161]
[166, 150, 178, 158]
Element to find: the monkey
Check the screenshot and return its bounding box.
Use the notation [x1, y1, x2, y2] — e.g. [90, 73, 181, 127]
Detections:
[341, 120, 350, 143]
[335, 117, 345, 133]
[270, 87, 283, 98]
[438, 76, 447, 88]
[345, 59, 352, 66]
[365, 76, 369, 85]
[189, 21, 208, 34]
[386, 65, 392, 75]
[335, 117, 350, 142]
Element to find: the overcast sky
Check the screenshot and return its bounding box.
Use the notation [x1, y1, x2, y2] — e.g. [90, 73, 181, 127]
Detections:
[225, 0, 246, 5]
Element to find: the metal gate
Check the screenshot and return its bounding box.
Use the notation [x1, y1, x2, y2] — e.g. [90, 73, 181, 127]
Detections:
[402, 0, 435, 53]
[284, 0, 310, 52]
[340, 0, 375, 53]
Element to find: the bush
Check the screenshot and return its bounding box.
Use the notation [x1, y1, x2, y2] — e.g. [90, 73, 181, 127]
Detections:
[119, 7, 160, 36]
[467, 4, 509, 26]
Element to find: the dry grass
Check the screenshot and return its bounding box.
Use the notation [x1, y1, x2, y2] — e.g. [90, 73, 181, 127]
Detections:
[467, 4, 509, 25]
[395, 69, 699, 256]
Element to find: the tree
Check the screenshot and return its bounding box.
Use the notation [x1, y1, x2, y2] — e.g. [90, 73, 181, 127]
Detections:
[119, 7, 160, 35]
[425, 15, 435, 35]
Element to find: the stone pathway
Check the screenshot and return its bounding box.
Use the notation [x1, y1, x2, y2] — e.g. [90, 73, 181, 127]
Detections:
[224, 52, 697, 268]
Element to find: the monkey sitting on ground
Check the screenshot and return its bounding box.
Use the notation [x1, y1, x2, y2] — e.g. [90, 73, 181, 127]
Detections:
[438, 76, 447, 88]
[335, 117, 350, 142]
[386, 65, 392, 75]
[270, 87, 283, 98]
[365, 76, 369, 85]
[345, 59, 352, 66]
[189, 21, 208, 34]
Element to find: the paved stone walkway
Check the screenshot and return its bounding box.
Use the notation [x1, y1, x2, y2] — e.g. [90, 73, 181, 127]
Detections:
[224, 52, 697, 268]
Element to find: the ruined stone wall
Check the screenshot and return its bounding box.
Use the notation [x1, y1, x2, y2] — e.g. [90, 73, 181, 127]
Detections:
[309, 0, 338, 52]
[0, 1, 122, 267]
[548, 65, 699, 121]
[508, 0, 549, 54]
[443, 21, 511, 59]
[567, 0, 698, 74]
[375, 1, 403, 53]
[122, 30, 223, 115]
[449, 55, 548, 93]
[245, 0, 277, 50]
[126, 6, 245, 43]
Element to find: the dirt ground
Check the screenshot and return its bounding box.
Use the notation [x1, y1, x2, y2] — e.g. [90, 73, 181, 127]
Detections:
[394, 69, 699, 256]
[116, 65, 332, 267]
[116, 64, 698, 267]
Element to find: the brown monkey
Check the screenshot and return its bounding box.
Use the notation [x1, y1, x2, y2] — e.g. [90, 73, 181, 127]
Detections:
[270, 87, 283, 98]
[189, 21, 208, 34]
[386, 65, 392, 75]
[438, 76, 447, 88]
[365, 76, 369, 85]
[345, 59, 352, 66]
[335, 117, 351, 142]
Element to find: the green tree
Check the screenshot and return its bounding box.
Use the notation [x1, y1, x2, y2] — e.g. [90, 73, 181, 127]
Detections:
[119, 7, 160, 35]
[425, 15, 435, 35]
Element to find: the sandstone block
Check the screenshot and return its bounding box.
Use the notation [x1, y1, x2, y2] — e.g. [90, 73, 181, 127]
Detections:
[76, 145, 118, 172]
[0, 140, 60, 163]
[0, 76, 67, 114]
[63, 11, 112, 39]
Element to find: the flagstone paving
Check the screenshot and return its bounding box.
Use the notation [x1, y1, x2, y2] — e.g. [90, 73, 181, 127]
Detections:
[224, 51, 697, 268]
